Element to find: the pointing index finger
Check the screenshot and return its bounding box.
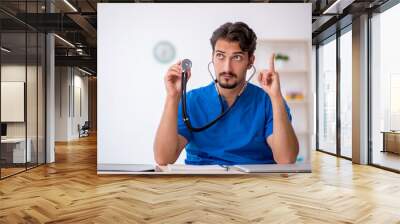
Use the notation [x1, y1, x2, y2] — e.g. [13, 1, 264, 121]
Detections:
[269, 53, 275, 72]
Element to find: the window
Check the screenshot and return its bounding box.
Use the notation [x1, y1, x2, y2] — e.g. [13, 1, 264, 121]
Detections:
[370, 3, 400, 171]
[339, 29, 352, 158]
[317, 37, 337, 154]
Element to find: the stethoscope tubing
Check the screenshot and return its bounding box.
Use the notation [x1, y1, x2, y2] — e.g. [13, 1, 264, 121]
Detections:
[181, 62, 256, 132]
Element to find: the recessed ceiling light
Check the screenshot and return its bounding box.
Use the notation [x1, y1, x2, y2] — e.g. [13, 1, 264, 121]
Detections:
[323, 0, 354, 15]
[54, 34, 75, 48]
[1, 47, 11, 53]
[63, 0, 78, 12]
[78, 67, 93, 76]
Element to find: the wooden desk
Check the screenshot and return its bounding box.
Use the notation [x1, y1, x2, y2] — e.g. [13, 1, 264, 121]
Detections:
[1, 138, 32, 163]
[381, 131, 400, 154]
[97, 163, 311, 175]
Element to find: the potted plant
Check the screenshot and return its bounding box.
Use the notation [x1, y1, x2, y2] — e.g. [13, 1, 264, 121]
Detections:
[274, 53, 289, 70]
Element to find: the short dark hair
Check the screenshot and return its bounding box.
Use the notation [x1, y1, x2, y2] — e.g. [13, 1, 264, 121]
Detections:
[210, 22, 257, 57]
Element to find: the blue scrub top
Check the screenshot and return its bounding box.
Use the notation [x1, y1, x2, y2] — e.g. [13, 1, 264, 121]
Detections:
[178, 82, 292, 165]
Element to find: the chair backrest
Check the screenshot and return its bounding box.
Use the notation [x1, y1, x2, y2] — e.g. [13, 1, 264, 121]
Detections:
[82, 121, 90, 129]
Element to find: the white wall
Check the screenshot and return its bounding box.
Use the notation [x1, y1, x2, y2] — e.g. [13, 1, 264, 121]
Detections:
[98, 3, 312, 164]
[73, 73, 89, 137]
[1, 82, 24, 122]
[55, 67, 69, 141]
[55, 67, 89, 141]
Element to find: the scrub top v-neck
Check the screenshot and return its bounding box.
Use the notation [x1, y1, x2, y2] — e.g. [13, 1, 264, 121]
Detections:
[177, 82, 292, 165]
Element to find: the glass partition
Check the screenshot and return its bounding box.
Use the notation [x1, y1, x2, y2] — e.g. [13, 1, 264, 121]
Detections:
[339, 29, 352, 158]
[370, 3, 400, 171]
[317, 36, 337, 155]
[1, 30, 28, 178]
[0, 1, 46, 179]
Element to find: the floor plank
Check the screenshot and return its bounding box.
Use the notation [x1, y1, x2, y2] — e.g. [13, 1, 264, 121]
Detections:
[0, 134, 399, 223]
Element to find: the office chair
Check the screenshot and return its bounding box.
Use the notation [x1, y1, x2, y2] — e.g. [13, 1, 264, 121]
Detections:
[79, 121, 90, 138]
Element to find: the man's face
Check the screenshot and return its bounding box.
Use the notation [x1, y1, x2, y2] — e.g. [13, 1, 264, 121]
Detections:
[212, 39, 254, 89]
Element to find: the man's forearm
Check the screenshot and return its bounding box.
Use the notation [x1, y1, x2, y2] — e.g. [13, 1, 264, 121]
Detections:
[153, 95, 181, 165]
[270, 95, 299, 163]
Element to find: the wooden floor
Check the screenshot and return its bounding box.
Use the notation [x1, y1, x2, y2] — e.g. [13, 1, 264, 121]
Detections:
[373, 151, 400, 171]
[1, 163, 45, 178]
[1, 135, 400, 223]
[0, 167, 26, 178]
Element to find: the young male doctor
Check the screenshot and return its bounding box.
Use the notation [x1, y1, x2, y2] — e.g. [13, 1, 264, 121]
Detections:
[154, 22, 299, 165]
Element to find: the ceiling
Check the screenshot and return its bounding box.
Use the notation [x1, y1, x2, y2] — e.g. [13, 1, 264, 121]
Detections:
[0, 0, 391, 75]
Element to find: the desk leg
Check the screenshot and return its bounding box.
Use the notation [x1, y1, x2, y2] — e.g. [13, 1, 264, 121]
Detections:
[382, 133, 386, 153]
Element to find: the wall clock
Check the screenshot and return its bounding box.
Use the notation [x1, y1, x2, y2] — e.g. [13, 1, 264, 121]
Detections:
[153, 41, 176, 64]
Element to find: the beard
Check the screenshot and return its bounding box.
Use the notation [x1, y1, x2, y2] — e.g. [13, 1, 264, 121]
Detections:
[217, 72, 239, 89]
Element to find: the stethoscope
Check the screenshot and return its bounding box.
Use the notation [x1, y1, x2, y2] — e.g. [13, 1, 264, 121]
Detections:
[181, 59, 257, 132]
